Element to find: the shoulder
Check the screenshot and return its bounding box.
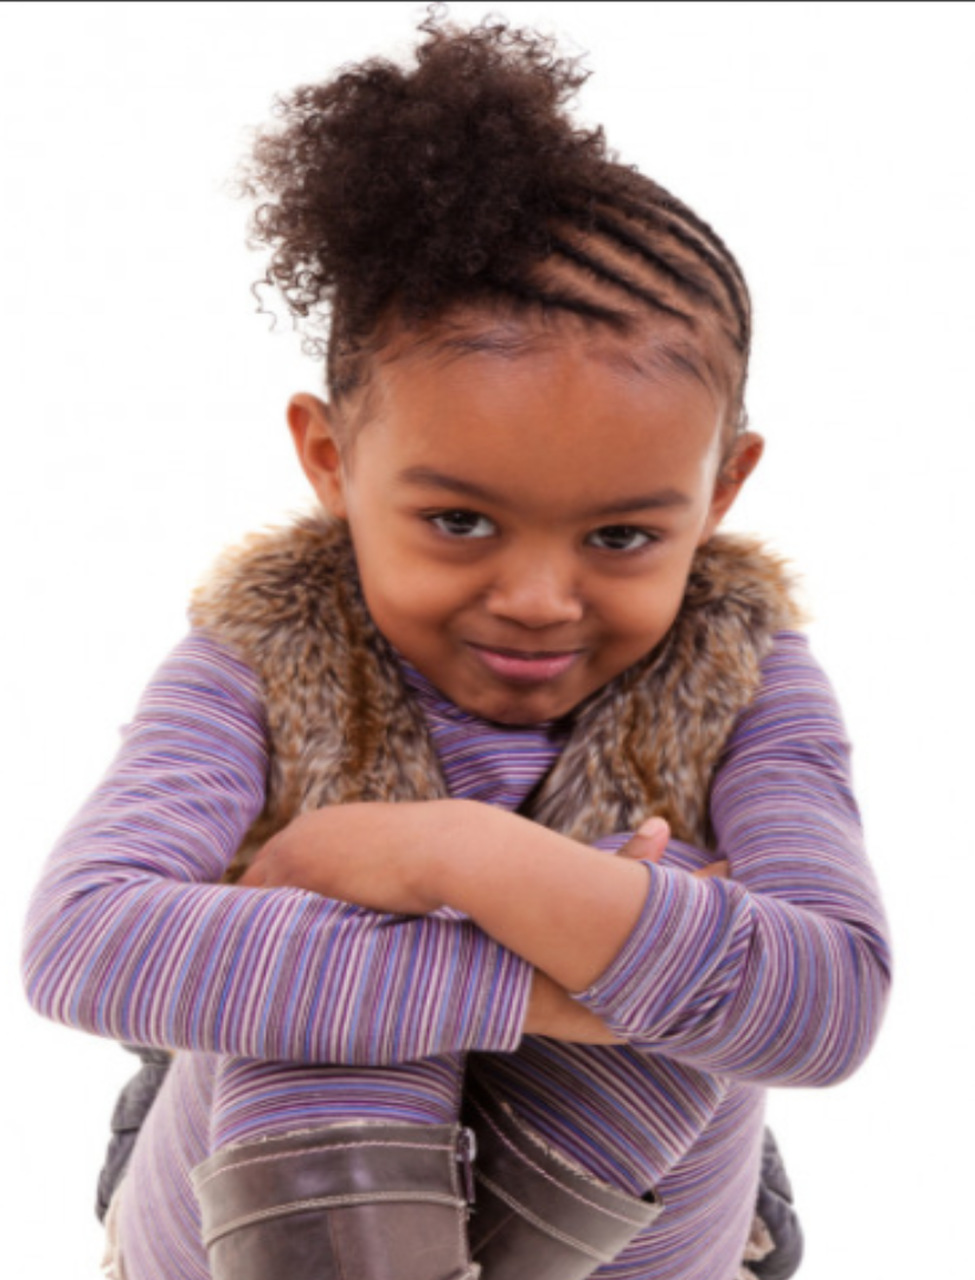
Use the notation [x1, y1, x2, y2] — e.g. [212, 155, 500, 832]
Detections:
[140, 630, 263, 701]
[74, 631, 270, 849]
[716, 630, 855, 796]
[740, 631, 850, 743]
[129, 631, 267, 753]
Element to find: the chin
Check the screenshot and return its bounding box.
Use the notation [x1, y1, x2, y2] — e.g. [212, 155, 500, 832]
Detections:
[472, 692, 568, 727]
[485, 708, 547, 727]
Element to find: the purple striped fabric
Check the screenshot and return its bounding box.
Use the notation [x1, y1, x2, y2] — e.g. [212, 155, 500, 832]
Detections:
[406, 662, 571, 806]
[22, 629, 890, 1280]
[24, 634, 532, 1067]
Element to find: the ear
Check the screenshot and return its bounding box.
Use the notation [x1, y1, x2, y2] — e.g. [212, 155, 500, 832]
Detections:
[287, 393, 349, 519]
[699, 431, 764, 543]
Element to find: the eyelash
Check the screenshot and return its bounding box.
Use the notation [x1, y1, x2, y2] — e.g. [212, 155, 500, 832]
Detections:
[425, 510, 659, 554]
[586, 525, 658, 553]
[427, 510, 497, 539]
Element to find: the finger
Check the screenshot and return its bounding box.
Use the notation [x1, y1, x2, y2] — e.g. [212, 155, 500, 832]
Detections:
[619, 817, 671, 864]
[692, 860, 729, 880]
[238, 858, 269, 887]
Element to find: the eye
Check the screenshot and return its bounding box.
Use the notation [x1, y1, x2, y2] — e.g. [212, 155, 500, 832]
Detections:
[428, 509, 497, 540]
[587, 525, 657, 553]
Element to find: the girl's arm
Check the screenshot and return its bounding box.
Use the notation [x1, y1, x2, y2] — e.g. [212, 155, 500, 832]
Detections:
[251, 634, 891, 1086]
[21, 632, 546, 1065]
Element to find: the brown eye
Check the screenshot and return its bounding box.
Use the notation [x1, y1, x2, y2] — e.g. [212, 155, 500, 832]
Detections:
[587, 525, 655, 552]
[429, 510, 496, 539]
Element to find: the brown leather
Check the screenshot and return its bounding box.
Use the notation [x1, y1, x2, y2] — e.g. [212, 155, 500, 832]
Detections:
[463, 1083, 661, 1280]
[191, 1122, 479, 1280]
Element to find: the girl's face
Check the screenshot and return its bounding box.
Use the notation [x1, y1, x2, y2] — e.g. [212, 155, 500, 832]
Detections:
[290, 321, 761, 725]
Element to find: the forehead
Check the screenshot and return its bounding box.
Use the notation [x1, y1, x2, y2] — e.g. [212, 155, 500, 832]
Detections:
[374, 308, 729, 408]
[351, 317, 727, 509]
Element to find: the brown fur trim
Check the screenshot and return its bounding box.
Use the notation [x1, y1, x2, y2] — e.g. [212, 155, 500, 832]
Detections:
[190, 513, 800, 874]
[531, 533, 801, 846]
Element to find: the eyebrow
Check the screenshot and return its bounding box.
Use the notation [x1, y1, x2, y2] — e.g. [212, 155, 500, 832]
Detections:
[397, 466, 692, 517]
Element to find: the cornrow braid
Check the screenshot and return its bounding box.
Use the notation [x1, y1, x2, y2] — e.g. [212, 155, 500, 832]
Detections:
[589, 209, 721, 308]
[607, 190, 752, 351]
[245, 8, 754, 426]
[547, 230, 697, 326]
[489, 276, 635, 331]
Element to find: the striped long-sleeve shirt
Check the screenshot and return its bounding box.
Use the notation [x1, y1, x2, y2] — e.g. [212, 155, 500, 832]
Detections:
[22, 629, 891, 1279]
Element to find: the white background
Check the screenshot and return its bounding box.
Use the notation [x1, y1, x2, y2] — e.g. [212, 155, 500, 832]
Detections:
[2, 2, 972, 1275]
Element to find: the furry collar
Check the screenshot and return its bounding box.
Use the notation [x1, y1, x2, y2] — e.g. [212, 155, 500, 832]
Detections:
[190, 513, 799, 874]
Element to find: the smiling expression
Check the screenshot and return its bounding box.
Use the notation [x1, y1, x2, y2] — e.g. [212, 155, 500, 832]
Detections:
[290, 318, 761, 725]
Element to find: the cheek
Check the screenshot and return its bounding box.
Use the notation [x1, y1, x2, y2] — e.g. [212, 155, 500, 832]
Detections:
[598, 565, 693, 653]
[357, 557, 465, 644]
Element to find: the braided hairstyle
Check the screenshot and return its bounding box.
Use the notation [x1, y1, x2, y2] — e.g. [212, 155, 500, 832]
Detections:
[244, 9, 752, 438]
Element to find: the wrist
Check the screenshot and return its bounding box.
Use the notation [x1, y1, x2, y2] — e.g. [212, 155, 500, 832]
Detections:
[407, 799, 481, 912]
[524, 969, 622, 1044]
[427, 799, 509, 915]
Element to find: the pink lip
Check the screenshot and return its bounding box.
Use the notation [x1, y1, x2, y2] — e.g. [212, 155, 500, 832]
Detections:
[468, 644, 582, 684]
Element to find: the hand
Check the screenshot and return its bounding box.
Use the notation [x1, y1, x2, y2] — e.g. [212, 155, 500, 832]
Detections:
[519, 818, 726, 1046]
[618, 817, 729, 880]
[239, 801, 458, 914]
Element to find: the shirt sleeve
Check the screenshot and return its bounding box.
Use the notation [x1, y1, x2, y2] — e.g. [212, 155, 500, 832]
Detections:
[22, 631, 531, 1065]
[574, 632, 892, 1087]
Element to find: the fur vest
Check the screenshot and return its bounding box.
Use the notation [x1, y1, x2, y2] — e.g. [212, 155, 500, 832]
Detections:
[97, 511, 804, 1276]
[189, 512, 800, 878]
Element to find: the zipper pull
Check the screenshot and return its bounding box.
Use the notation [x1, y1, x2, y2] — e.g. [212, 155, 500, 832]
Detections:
[457, 1126, 477, 1206]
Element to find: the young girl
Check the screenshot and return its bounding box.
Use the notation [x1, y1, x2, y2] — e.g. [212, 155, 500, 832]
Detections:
[22, 12, 890, 1280]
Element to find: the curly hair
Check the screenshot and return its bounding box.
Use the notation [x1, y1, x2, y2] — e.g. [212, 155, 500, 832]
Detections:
[243, 7, 751, 426]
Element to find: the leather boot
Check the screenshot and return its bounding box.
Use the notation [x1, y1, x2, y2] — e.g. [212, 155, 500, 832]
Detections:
[462, 1084, 661, 1280]
[191, 1122, 480, 1280]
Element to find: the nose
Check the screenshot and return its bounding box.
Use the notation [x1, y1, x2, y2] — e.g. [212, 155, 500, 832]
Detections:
[485, 544, 584, 629]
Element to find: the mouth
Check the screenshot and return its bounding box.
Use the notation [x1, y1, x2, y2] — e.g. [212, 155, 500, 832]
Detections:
[466, 642, 583, 684]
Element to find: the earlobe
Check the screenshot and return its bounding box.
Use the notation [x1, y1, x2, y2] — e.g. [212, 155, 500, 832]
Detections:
[700, 431, 764, 542]
[286, 393, 348, 519]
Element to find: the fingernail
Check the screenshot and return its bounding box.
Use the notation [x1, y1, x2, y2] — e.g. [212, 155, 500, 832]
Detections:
[638, 817, 667, 839]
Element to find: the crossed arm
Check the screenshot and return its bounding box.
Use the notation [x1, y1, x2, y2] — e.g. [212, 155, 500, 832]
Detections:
[240, 804, 726, 1041]
[239, 635, 891, 1085]
[24, 631, 889, 1082]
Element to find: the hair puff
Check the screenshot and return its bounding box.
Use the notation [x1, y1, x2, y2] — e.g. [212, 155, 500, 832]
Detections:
[243, 9, 613, 359]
